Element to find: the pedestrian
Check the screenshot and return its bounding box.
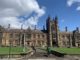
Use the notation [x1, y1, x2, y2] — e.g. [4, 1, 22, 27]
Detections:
[47, 47, 50, 56]
[31, 45, 36, 53]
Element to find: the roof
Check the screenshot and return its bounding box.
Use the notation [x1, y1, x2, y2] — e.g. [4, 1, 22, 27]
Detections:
[59, 31, 72, 35]
[2, 28, 46, 34]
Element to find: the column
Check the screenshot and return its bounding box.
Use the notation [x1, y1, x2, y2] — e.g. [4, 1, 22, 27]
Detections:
[20, 33, 22, 46]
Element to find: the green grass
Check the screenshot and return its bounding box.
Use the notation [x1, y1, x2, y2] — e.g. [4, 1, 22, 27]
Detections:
[38, 47, 80, 55]
[50, 47, 80, 54]
[0, 47, 29, 54]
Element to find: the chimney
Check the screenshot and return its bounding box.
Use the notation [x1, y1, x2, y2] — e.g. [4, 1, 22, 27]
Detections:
[65, 26, 68, 32]
[21, 24, 23, 30]
[35, 25, 37, 30]
[8, 24, 10, 29]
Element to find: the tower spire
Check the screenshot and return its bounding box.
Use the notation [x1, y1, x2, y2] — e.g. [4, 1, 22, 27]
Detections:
[76, 27, 79, 32]
[8, 24, 10, 29]
[21, 24, 23, 30]
[35, 25, 37, 30]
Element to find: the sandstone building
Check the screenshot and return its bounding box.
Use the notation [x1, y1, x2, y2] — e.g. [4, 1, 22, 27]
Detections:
[46, 16, 80, 47]
[0, 16, 80, 47]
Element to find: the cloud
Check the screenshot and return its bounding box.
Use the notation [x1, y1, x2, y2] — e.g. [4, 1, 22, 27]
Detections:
[67, 0, 74, 6]
[67, 0, 80, 11]
[0, 0, 45, 29]
[76, 6, 80, 10]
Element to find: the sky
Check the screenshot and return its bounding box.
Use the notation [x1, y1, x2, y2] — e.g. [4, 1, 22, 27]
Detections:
[0, 0, 80, 31]
[37, 0, 80, 31]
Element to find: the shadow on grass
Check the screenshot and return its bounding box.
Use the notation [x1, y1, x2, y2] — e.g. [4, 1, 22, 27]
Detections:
[43, 50, 66, 57]
[50, 50, 66, 57]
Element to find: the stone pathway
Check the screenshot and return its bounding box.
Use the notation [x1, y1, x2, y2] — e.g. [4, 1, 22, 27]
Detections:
[23, 48, 80, 60]
[0, 55, 80, 60]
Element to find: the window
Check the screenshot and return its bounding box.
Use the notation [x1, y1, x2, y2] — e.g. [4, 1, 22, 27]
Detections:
[38, 34, 40, 38]
[0, 32, 2, 39]
[42, 34, 45, 38]
[51, 23, 55, 32]
[33, 34, 36, 38]
[0, 32, 2, 44]
[15, 33, 19, 38]
[62, 35, 65, 38]
[26, 34, 31, 39]
[10, 33, 13, 38]
[52, 34, 56, 38]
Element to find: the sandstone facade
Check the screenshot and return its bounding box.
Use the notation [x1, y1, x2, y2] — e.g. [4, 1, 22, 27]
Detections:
[0, 16, 80, 47]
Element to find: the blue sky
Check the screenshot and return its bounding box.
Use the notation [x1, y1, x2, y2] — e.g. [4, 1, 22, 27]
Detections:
[0, 0, 80, 30]
[37, 0, 80, 31]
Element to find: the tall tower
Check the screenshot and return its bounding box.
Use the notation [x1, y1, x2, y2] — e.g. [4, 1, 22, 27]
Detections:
[54, 16, 58, 47]
[46, 16, 52, 47]
[46, 16, 59, 47]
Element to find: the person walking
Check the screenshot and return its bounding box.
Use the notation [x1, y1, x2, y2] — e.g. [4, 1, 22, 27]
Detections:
[47, 47, 51, 56]
[31, 45, 36, 53]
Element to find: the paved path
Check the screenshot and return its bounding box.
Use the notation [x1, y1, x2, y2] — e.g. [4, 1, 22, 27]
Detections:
[28, 48, 57, 58]
[21, 48, 80, 60]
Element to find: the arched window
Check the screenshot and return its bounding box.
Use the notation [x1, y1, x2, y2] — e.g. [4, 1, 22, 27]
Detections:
[42, 34, 44, 38]
[10, 33, 13, 38]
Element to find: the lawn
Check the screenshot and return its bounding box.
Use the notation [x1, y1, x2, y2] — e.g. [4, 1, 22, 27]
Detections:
[39, 47, 80, 55]
[50, 47, 80, 54]
[0, 47, 29, 54]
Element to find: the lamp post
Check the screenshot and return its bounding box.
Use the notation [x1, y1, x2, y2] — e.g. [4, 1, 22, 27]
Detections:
[8, 24, 11, 59]
[21, 24, 26, 53]
[23, 33, 26, 53]
[9, 39, 11, 59]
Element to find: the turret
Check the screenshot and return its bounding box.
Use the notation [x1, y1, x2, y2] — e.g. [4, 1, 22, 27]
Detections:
[46, 16, 51, 23]
[43, 25, 45, 30]
[76, 27, 79, 32]
[46, 16, 51, 32]
[54, 16, 58, 32]
[54, 16, 58, 24]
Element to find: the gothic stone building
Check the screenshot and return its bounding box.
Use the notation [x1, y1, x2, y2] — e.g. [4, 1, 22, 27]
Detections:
[0, 27, 47, 47]
[0, 16, 80, 47]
